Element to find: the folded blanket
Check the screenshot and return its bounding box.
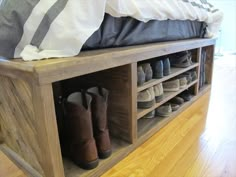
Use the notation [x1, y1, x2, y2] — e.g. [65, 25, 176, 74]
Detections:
[0, 0, 223, 61]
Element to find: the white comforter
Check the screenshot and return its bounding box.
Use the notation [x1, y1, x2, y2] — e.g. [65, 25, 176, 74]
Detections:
[17, 0, 223, 61]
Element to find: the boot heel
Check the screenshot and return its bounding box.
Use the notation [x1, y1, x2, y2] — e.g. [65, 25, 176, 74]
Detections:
[78, 159, 99, 170]
[98, 149, 112, 159]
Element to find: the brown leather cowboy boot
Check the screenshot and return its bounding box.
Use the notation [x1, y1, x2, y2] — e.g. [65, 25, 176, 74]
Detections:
[87, 87, 112, 159]
[65, 91, 99, 169]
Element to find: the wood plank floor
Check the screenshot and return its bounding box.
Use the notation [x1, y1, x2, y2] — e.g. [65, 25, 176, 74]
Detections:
[0, 54, 236, 177]
[0, 150, 26, 177]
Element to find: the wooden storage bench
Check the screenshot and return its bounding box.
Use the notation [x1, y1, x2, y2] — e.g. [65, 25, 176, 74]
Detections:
[0, 38, 215, 177]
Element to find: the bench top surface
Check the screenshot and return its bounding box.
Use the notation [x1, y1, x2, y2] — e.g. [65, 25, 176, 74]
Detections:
[0, 38, 216, 84]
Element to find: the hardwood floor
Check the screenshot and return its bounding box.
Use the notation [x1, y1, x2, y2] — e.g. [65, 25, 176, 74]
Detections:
[0, 54, 235, 177]
[0, 150, 26, 177]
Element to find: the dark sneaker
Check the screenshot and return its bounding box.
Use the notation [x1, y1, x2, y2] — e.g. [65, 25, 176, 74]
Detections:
[137, 65, 145, 86]
[163, 58, 171, 76]
[151, 60, 163, 79]
[179, 90, 193, 102]
[170, 51, 192, 68]
[170, 96, 184, 105]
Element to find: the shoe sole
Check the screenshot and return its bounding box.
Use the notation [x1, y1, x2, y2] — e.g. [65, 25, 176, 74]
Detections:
[156, 113, 171, 117]
[138, 99, 155, 109]
[153, 74, 163, 79]
[155, 94, 164, 103]
[163, 71, 171, 76]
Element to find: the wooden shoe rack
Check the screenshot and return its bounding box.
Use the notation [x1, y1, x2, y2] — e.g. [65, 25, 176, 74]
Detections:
[0, 38, 215, 177]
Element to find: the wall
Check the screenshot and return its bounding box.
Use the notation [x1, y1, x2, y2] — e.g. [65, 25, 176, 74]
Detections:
[210, 0, 236, 53]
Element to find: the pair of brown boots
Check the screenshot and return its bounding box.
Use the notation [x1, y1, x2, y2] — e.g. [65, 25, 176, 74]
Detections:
[63, 87, 111, 170]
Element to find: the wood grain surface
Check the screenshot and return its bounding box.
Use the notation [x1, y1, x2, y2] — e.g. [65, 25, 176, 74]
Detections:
[0, 76, 44, 175]
[0, 39, 216, 84]
[0, 54, 235, 177]
[0, 76, 64, 177]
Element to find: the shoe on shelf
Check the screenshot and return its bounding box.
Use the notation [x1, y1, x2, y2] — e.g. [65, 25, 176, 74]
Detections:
[143, 110, 155, 119]
[87, 87, 112, 159]
[151, 60, 163, 79]
[163, 58, 171, 76]
[141, 63, 153, 82]
[64, 91, 99, 170]
[137, 65, 145, 86]
[179, 90, 193, 102]
[177, 76, 188, 89]
[137, 87, 155, 109]
[168, 103, 180, 111]
[155, 104, 172, 117]
[179, 72, 192, 84]
[186, 71, 197, 81]
[163, 79, 180, 92]
[169, 96, 184, 105]
[170, 51, 192, 68]
[154, 83, 164, 103]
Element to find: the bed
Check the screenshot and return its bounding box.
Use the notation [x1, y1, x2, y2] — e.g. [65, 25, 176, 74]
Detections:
[0, 0, 223, 61]
[82, 14, 206, 51]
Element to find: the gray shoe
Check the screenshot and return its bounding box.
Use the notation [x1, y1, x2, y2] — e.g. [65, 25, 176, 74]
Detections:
[143, 110, 155, 119]
[169, 103, 180, 111]
[151, 60, 163, 79]
[179, 73, 192, 84]
[154, 83, 164, 102]
[177, 76, 187, 89]
[141, 63, 153, 82]
[163, 58, 171, 76]
[137, 87, 155, 109]
[186, 71, 197, 81]
[163, 79, 180, 92]
[155, 104, 172, 117]
[137, 65, 145, 86]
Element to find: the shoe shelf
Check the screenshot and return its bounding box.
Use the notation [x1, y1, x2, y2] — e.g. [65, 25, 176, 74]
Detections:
[137, 63, 199, 92]
[137, 83, 211, 140]
[137, 80, 198, 119]
[0, 39, 215, 177]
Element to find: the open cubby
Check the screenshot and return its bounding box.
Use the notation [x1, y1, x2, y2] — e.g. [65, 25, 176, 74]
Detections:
[52, 64, 136, 176]
[0, 39, 215, 177]
[137, 83, 208, 140]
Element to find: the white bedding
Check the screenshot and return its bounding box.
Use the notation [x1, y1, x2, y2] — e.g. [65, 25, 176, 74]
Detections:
[2, 0, 223, 61]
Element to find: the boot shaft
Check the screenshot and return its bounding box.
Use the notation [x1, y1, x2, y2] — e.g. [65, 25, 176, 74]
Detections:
[87, 87, 109, 134]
